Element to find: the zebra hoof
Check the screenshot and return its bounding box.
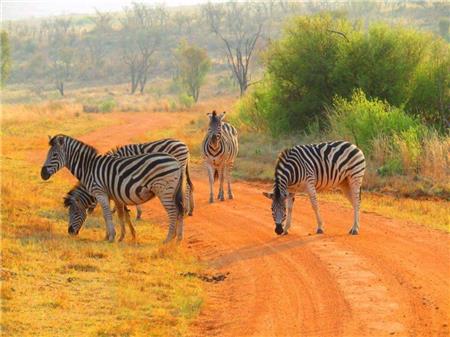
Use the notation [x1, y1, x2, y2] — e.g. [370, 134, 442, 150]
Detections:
[349, 228, 359, 235]
[316, 228, 324, 234]
[188, 211, 193, 216]
[108, 235, 115, 243]
[228, 195, 234, 200]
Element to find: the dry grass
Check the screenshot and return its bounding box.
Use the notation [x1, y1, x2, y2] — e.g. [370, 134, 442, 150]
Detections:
[320, 191, 450, 233]
[1, 104, 205, 337]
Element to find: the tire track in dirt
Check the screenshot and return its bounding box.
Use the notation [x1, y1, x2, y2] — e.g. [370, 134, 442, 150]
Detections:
[48, 112, 450, 337]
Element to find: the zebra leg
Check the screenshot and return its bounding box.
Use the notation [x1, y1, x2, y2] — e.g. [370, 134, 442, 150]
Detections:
[96, 194, 116, 242]
[116, 203, 126, 242]
[217, 166, 225, 201]
[206, 164, 215, 203]
[159, 189, 178, 244]
[348, 179, 362, 235]
[176, 213, 184, 241]
[226, 163, 234, 200]
[136, 205, 142, 220]
[124, 207, 136, 241]
[283, 195, 295, 234]
[306, 183, 324, 234]
[187, 179, 194, 216]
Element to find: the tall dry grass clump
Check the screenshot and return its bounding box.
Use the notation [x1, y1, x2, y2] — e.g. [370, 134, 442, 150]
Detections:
[420, 133, 450, 183]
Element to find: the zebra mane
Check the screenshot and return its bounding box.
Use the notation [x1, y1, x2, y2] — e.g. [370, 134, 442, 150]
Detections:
[105, 145, 121, 156]
[275, 148, 291, 171]
[273, 148, 291, 198]
[63, 183, 81, 208]
[49, 134, 99, 155]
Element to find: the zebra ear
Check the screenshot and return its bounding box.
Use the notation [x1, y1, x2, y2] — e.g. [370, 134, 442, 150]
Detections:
[48, 135, 52, 141]
[262, 192, 273, 199]
[206, 112, 212, 117]
[220, 111, 226, 120]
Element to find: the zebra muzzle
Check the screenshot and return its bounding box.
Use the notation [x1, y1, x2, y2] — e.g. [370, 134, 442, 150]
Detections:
[275, 223, 284, 235]
[41, 166, 51, 180]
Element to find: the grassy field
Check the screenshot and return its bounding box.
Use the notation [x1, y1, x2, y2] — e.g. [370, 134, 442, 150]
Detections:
[1, 103, 205, 337]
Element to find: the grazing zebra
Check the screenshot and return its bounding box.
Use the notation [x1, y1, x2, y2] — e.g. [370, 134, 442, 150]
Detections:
[41, 135, 185, 243]
[63, 138, 193, 238]
[263, 141, 365, 236]
[201, 111, 238, 203]
[64, 184, 136, 239]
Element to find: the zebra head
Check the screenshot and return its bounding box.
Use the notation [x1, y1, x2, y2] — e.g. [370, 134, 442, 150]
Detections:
[263, 189, 289, 235]
[64, 189, 95, 235]
[41, 135, 67, 180]
[207, 110, 226, 146]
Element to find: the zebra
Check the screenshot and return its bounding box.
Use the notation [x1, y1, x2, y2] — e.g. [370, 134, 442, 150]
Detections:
[41, 135, 185, 243]
[63, 138, 194, 237]
[201, 111, 238, 203]
[106, 138, 194, 217]
[263, 141, 365, 236]
[64, 184, 136, 239]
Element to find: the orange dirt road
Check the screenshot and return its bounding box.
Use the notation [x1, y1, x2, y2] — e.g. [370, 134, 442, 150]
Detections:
[76, 112, 449, 337]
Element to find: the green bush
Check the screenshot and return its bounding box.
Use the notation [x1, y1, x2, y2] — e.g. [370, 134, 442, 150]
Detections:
[328, 89, 425, 154]
[236, 14, 449, 133]
[178, 93, 195, 109]
[98, 97, 116, 112]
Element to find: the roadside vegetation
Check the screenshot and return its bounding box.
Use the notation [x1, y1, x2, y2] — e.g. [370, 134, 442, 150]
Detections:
[234, 14, 449, 199]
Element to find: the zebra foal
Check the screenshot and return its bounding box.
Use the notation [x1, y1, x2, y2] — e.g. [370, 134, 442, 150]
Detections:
[41, 135, 185, 243]
[201, 111, 238, 203]
[263, 141, 365, 236]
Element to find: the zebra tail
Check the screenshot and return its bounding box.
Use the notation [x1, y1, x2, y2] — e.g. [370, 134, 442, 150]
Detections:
[175, 168, 186, 216]
[185, 159, 194, 192]
[214, 169, 218, 182]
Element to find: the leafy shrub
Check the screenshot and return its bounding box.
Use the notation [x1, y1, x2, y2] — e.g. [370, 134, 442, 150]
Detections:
[98, 97, 116, 112]
[178, 93, 194, 109]
[327, 89, 425, 154]
[237, 14, 449, 133]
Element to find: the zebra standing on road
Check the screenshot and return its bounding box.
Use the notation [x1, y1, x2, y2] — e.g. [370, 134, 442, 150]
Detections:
[202, 111, 238, 203]
[263, 141, 365, 236]
[63, 138, 194, 238]
[41, 135, 185, 243]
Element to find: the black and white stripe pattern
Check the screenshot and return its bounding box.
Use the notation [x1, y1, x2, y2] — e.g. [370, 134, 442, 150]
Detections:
[41, 135, 185, 243]
[64, 184, 138, 239]
[107, 138, 194, 216]
[63, 138, 193, 237]
[201, 111, 238, 203]
[263, 141, 365, 235]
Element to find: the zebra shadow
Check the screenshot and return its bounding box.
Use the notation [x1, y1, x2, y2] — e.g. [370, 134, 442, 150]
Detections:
[211, 235, 320, 269]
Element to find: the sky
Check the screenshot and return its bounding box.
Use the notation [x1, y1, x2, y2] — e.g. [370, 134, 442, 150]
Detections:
[1, 0, 210, 21]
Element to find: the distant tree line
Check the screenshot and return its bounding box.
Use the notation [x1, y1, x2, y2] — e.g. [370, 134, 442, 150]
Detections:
[4, 1, 449, 101]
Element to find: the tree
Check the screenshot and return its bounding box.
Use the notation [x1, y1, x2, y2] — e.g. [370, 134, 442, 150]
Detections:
[203, 2, 265, 96]
[1, 30, 11, 87]
[41, 18, 77, 96]
[120, 3, 167, 94]
[82, 10, 114, 80]
[175, 41, 211, 102]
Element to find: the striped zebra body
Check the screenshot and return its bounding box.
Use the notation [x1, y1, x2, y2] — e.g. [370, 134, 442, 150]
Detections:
[108, 138, 194, 216]
[63, 138, 193, 237]
[41, 135, 185, 243]
[263, 141, 365, 236]
[202, 111, 238, 203]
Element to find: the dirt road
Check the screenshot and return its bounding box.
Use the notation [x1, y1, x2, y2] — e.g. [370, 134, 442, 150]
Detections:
[79, 112, 450, 337]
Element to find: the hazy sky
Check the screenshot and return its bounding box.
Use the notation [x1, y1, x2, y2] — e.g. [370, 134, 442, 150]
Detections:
[1, 0, 210, 21]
